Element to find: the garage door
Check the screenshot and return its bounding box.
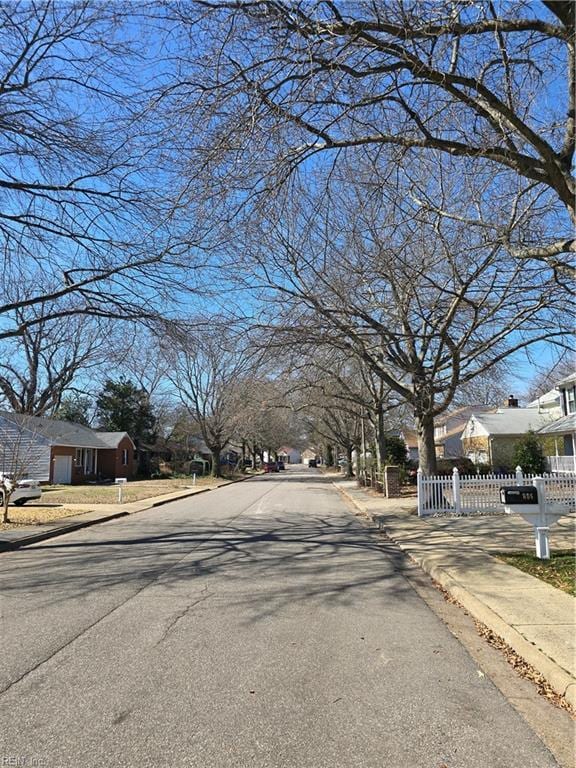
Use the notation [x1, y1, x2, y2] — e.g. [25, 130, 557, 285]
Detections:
[53, 455, 72, 484]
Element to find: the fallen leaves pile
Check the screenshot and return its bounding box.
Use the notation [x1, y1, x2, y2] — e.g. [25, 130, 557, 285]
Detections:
[433, 579, 574, 716]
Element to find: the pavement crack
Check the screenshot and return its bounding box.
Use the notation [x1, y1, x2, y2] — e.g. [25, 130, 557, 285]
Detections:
[111, 709, 133, 726]
[0, 482, 278, 698]
[156, 592, 211, 645]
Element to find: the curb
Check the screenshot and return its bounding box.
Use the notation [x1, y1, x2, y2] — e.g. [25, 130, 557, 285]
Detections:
[336, 482, 576, 710]
[408, 544, 576, 710]
[0, 474, 255, 552]
[0, 511, 130, 551]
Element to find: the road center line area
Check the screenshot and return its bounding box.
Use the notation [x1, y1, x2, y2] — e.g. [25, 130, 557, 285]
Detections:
[0, 469, 562, 767]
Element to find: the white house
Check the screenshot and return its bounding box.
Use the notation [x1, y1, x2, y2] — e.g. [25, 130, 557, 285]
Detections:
[434, 405, 495, 458]
[538, 372, 576, 473]
[527, 387, 563, 418]
[277, 446, 302, 464]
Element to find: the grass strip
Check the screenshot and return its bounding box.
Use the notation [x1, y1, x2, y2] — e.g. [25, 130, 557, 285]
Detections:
[495, 550, 575, 596]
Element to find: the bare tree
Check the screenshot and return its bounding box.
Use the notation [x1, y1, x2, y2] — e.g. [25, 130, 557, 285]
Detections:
[167, 0, 574, 277]
[164, 322, 260, 477]
[292, 347, 406, 477]
[303, 397, 362, 480]
[526, 354, 576, 401]
[450, 362, 515, 407]
[0, 2, 210, 338]
[0, 415, 45, 523]
[234, 377, 304, 465]
[231, 166, 570, 475]
[0, 309, 109, 415]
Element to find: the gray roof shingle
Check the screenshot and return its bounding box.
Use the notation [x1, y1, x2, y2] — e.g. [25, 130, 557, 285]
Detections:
[470, 408, 556, 435]
[0, 411, 132, 449]
[537, 414, 576, 435]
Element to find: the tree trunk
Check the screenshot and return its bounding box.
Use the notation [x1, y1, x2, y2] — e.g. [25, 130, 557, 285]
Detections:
[346, 444, 354, 478]
[210, 448, 222, 478]
[376, 405, 387, 470]
[2, 493, 10, 524]
[326, 443, 334, 467]
[416, 413, 437, 475]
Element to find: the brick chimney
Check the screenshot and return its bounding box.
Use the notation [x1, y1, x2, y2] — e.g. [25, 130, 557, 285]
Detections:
[507, 395, 519, 408]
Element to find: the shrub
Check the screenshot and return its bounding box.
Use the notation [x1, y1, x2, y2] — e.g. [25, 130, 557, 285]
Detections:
[385, 436, 409, 466]
[150, 470, 172, 480]
[513, 431, 547, 475]
[435, 457, 476, 476]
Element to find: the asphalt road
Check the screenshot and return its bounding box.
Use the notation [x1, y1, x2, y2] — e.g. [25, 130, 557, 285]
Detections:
[0, 467, 561, 767]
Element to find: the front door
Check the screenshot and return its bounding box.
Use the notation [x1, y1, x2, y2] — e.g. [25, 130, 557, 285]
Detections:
[53, 455, 72, 484]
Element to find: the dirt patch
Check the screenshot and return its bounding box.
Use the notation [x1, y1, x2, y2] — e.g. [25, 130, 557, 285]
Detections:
[39, 476, 233, 505]
[1, 476, 242, 530]
[1, 506, 85, 530]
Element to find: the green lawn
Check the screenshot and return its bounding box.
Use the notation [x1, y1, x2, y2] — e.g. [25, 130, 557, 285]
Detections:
[496, 550, 575, 596]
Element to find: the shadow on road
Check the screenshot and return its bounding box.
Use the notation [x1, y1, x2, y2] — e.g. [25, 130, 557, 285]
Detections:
[1, 509, 416, 621]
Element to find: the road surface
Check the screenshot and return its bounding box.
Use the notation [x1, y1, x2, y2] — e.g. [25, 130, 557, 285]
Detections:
[0, 467, 562, 767]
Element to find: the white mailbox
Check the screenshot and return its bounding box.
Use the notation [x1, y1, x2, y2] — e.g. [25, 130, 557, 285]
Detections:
[500, 478, 564, 559]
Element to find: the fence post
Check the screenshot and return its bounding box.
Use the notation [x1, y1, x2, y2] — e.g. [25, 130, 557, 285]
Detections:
[452, 467, 461, 514]
[515, 465, 524, 486]
[417, 468, 424, 516]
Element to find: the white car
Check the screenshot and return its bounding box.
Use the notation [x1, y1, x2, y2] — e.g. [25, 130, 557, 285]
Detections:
[0, 475, 42, 506]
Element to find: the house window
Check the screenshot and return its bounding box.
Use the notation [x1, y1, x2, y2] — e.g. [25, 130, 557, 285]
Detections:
[566, 387, 576, 415]
[75, 448, 96, 474]
[122, 449, 129, 466]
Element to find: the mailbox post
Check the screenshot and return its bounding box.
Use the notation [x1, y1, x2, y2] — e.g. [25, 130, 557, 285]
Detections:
[500, 478, 564, 559]
[115, 477, 128, 503]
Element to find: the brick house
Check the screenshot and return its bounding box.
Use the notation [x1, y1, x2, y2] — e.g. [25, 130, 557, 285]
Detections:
[0, 411, 135, 484]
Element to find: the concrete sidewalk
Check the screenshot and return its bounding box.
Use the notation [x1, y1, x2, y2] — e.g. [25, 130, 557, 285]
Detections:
[0, 478, 248, 551]
[335, 479, 576, 710]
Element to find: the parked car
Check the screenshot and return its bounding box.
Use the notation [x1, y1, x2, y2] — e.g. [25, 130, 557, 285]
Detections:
[263, 462, 279, 473]
[308, 459, 317, 468]
[276, 460, 285, 470]
[0, 474, 42, 506]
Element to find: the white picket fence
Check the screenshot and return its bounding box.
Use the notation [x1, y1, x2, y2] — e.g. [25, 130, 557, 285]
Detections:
[417, 466, 576, 517]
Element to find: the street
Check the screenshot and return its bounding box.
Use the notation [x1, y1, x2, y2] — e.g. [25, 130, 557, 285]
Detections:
[0, 468, 562, 767]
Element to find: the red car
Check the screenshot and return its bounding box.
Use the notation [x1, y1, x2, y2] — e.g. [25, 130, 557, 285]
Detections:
[263, 462, 279, 473]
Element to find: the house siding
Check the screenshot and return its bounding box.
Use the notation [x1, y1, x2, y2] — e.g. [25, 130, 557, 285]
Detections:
[463, 434, 555, 470]
[0, 416, 51, 481]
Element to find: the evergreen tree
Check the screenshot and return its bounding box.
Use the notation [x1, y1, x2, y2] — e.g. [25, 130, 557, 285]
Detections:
[385, 437, 408, 466]
[513, 431, 547, 475]
[96, 379, 157, 474]
[53, 396, 92, 427]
